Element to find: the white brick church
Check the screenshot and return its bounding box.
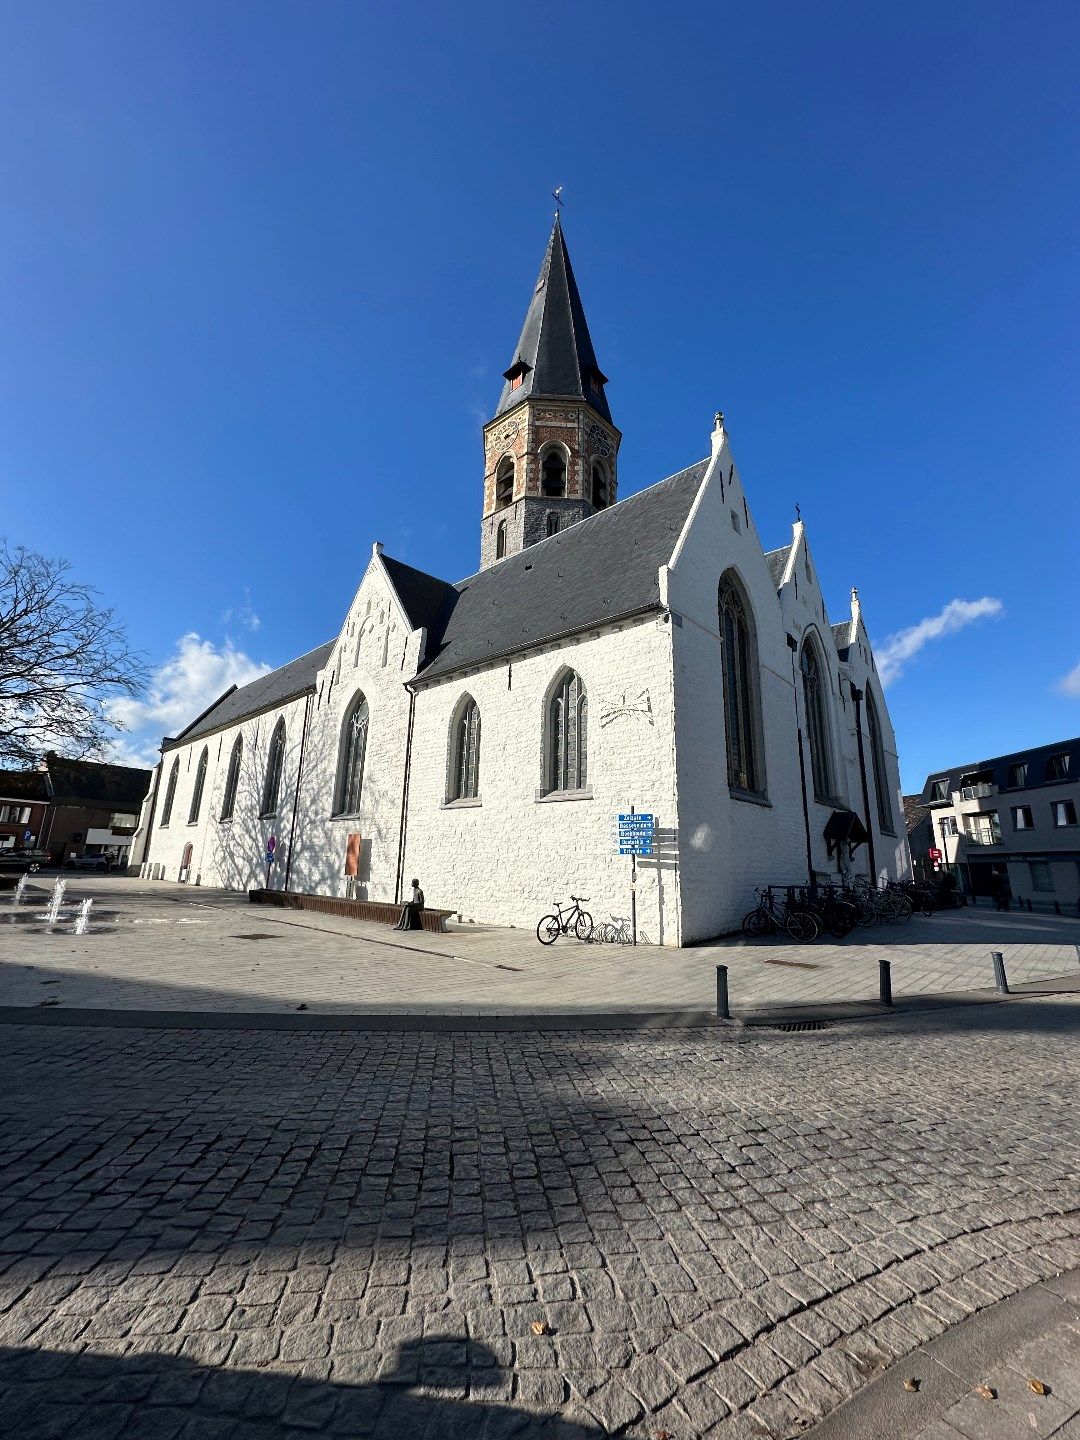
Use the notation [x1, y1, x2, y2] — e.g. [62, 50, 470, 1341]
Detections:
[138, 218, 907, 943]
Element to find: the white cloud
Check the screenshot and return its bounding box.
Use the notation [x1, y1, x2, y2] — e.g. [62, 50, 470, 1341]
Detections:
[107, 633, 272, 761]
[876, 597, 1004, 686]
[221, 588, 261, 632]
[1056, 661, 1080, 697]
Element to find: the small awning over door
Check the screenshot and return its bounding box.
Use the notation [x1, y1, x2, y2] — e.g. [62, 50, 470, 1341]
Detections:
[824, 809, 869, 859]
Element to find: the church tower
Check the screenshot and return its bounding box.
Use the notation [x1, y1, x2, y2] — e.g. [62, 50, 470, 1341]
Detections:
[480, 216, 621, 568]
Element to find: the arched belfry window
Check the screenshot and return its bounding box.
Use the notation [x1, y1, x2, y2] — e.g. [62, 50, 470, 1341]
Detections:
[261, 719, 287, 817]
[800, 637, 835, 802]
[160, 758, 179, 827]
[220, 735, 243, 821]
[540, 445, 567, 497]
[188, 747, 209, 824]
[546, 669, 588, 793]
[448, 695, 481, 801]
[866, 691, 895, 835]
[334, 694, 369, 816]
[495, 457, 514, 510]
[718, 572, 764, 795]
[496, 521, 507, 560]
[591, 461, 608, 509]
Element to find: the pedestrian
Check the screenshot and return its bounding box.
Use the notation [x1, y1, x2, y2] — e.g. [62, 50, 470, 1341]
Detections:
[991, 870, 1010, 912]
[393, 878, 425, 930]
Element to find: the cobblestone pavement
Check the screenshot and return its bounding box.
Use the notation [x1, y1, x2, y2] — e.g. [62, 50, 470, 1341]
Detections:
[2, 876, 1079, 1016]
[2, 996, 1079, 1437]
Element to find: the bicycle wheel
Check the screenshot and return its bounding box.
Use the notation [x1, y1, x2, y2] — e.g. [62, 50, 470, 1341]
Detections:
[536, 915, 561, 945]
[826, 902, 858, 939]
[741, 908, 766, 938]
[786, 910, 820, 943]
[574, 910, 593, 941]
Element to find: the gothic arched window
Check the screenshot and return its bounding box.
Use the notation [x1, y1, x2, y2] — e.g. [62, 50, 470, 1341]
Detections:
[188, 747, 209, 824]
[800, 637, 834, 802]
[866, 691, 895, 835]
[334, 694, 369, 816]
[261, 719, 286, 817]
[160, 758, 179, 827]
[540, 445, 567, 497]
[718, 572, 764, 795]
[448, 694, 481, 801]
[220, 735, 243, 821]
[546, 669, 588, 793]
[496, 521, 507, 560]
[495, 457, 514, 510]
[591, 461, 607, 509]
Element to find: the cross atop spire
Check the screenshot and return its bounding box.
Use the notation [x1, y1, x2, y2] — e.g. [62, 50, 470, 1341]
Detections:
[495, 215, 611, 423]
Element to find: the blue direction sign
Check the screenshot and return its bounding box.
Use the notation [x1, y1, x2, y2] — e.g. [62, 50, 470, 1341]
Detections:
[616, 813, 655, 856]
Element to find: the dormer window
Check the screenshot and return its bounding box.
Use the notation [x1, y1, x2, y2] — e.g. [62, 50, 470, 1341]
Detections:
[587, 365, 608, 398]
[503, 359, 531, 394]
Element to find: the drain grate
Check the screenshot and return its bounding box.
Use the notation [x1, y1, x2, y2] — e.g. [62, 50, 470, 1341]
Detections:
[759, 1019, 830, 1033]
[229, 933, 283, 941]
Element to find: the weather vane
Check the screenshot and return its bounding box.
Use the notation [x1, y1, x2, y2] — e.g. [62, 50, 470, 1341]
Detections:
[552, 185, 564, 216]
[795, 501, 801, 522]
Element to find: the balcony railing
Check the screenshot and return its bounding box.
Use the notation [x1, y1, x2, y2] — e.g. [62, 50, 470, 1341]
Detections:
[960, 783, 993, 800]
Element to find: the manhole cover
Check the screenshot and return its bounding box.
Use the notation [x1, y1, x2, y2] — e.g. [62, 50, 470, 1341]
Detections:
[229, 933, 283, 941]
[759, 1020, 830, 1033]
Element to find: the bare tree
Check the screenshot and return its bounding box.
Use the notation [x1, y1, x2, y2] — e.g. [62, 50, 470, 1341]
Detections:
[0, 540, 147, 767]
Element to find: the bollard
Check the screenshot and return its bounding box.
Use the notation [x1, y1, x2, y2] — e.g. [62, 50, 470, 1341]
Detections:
[992, 950, 1009, 994]
[878, 958, 893, 1007]
[1075, 943, 1080, 967]
[1054, 901, 1061, 915]
[716, 964, 730, 1021]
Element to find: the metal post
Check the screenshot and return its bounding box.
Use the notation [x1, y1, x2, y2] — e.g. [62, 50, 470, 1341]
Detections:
[716, 965, 729, 1020]
[991, 950, 1009, 994]
[630, 803, 637, 947]
[878, 958, 892, 1007]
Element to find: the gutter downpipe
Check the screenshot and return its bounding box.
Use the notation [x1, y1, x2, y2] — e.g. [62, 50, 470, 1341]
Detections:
[283, 693, 312, 894]
[787, 635, 815, 888]
[394, 689, 417, 905]
[851, 684, 877, 882]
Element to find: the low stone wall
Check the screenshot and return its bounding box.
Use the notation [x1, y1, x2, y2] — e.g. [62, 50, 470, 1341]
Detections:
[248, 888, 453, 934]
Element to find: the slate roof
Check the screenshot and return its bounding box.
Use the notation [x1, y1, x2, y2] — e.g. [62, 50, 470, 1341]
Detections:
[44, 755, 151, 807]
[0, 769, 50, 803]
[916, 736, 1080, 805]
[166, 641, 335, 751]
[831, 619, 853, 655]
[495, 217, 612, 423]
[381, 556, 454, 636]
[414, 460, 710, 683]
[903, 794, 929, 835]
[765, 545, 791, 588]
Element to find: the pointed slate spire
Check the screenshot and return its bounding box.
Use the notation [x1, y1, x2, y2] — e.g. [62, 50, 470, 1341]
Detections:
[495, 216, 612, 422]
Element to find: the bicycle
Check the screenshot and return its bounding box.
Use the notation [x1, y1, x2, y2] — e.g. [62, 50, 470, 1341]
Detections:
[536, 896, 593, 944]
[741, 886, 820, 942]
[594, 914, 632, 944]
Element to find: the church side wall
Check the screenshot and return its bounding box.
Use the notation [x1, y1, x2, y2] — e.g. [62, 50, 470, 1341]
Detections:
[403, 615, 682, 944]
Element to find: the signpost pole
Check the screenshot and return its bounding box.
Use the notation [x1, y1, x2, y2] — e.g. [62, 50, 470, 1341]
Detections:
[630, 804, 637, 947]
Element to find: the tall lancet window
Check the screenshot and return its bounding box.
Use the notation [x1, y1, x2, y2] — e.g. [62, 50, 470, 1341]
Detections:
[448, 695, 481, 801]
[718, 571, 764, 795]
[220, 735, 243, 821]
[546, 669, 588, 793]
[495, 457, 514, 509]
[334, 694, 369, 816]
[160, 759, 179, 827]
[866, 691, 895, 834]
[261, 719, 287, 817]
[496, 521, 507, 560]
[591, 461, 608, 509]
[800, 637, 835, 802]
[188, 747, 209, 824]
[540, 445, 566, 497]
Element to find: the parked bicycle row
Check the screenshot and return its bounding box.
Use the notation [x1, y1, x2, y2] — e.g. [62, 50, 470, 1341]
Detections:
[741, 877, 933, 942]
[535, 898, 636, 944]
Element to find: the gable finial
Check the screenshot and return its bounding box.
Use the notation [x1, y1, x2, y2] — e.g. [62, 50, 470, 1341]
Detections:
[552, 185, 564, 219]
[795, 501, 801, 522]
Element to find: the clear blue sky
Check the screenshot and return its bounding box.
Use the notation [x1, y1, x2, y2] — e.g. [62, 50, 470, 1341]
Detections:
[2, 1, 1077, 786]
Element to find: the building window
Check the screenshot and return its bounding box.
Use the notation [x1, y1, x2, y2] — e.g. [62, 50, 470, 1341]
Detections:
[509, 372, 523, 392]
[448, 695, 481, 801]
[965, 811, 1002, 846]
[800, 637, 835, 802]
[334, 695, 369, 816]
[188, 747, 208, 824]
[1006, 762, 1028, 787]
[495, 457, 514, 510]
[546, 513, 559, 538]
[866, 691, 895, 834]
[591, 461, 607, 509]
[959, 772, 993, 800]
[160, 759, 179, 827]
[718, 571, 763, 795]
[1046, 754, 1071, 782]
[540, 446, 566, 497]
[1052, 799, 1077, 827]
[261, 719, 287, 817]
[929, 778, 949, 803]
[1030, 861, 1054, 892]
[1012, 805, 1034, 830]
[546, 669, 587, 793]
[220, 735, 243, 821]
[940, 816, 958, 837]
[495, 521, 507, 560]
[0, 805, 31, 824]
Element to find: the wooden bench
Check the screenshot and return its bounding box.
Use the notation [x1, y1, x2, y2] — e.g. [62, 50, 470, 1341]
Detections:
[248, 888, 455, 934]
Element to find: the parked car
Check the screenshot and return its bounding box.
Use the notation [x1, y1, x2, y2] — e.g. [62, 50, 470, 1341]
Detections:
[0, 848, 50, 871]
[64, 853, 113, 872]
